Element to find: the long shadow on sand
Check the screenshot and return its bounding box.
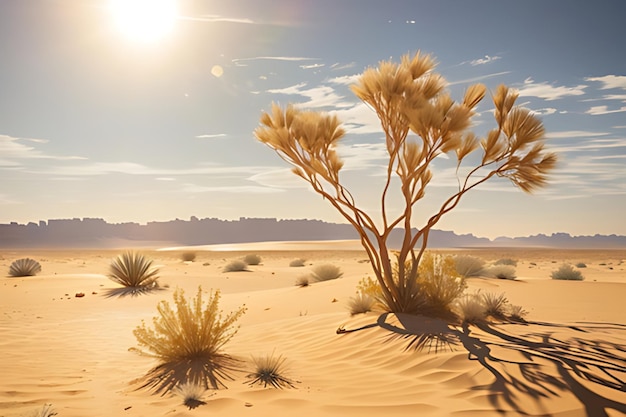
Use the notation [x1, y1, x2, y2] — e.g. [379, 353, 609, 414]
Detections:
[339, 313, 626, 417]
[101, 285, 166, 298]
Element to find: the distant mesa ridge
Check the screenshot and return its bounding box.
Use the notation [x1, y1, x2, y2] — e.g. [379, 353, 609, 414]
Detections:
[0, 217, 624, 249]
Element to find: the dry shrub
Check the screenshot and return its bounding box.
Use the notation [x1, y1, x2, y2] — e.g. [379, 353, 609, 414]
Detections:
[418, 253, 466, 317]
[551, 263, 584, 281]
[347, 293, 376, 315]
[494, 258, 517, 266]
[455, 294, 487, 324]
[454, 254, 486, 277]
[508, 304, 528, 321]
[311, 264, 343, 281]
[174, 382, 211, 409]
[294, 275, 310, 287]
[243, 254, 262, 265]
[356, 276, 383, 299]
[245, 352, 296, 389]
[108, 252, 160, 291]
[30, 404, 57, 417]
[575, 262, 587, 268]
[223, 260, 248, 272]
[181, 252, 197, 262]
[289, 258, 306, 267]
[486, 264, 517, 280]
[481, 292, 509, 319]
[9, 258, 42, 277]
[132, 287, 246, 393]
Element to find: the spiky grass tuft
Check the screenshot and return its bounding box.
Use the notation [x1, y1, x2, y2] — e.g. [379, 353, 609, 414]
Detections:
[174, 382, 213, 409]
[245, 352, 296, 389]
[31, 404, 57, 417]
[108, 252, 160, 291]
[132, 286, 247, 393]
[486, 264, 517, 280]
[455, 294, 487, 324]
[481, 292, 509, 319]
[311, 264, 343, 282]
[9, 258, 42, 277]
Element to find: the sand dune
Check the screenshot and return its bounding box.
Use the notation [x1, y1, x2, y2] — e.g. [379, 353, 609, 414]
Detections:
[1, 244, 625, 416]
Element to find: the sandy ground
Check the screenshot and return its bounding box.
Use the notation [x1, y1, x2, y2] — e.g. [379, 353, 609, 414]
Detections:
[0, 242, 625, 417]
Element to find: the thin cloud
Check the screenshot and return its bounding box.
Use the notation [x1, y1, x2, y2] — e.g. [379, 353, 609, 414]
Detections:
[330, 62, 356, 71]
[544, 130, 609, 139]
[0, 134, 86, 164]
[328, 74, 361, 86]
[266, 83, 351, 109]
[181, 183, 284, 194]
[447, 71, 511, 86]
[232, 56, 319, 65]
[470, 55, 502, 66]
[300, 63, 325, 70]
[517, 78, 587, 101]
[584, 75, 626, 90]
[585, 105, 626, 115]
[196, 134, 226, 139]
[179, 15, 256, 24]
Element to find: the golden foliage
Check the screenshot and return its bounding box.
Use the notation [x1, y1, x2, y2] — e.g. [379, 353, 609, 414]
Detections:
[132, 287, 246, 392]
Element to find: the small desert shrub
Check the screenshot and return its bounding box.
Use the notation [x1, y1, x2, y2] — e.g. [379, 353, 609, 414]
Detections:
[181, 251, 197, 262]
[575, 262, 587, 268]
[508, 304, 528, 322]
[486, 264, 517, 280]
[289, 258, 306, 267]
[494, 258, 517, 266]
[347, 292, 376, 315]
[454, 255, 486, 278]
[356, 276, 383, 299]
[108, 252, 160, 290]
[243, 254, 262, 265]
[223, 260, 248, 272]
[132, 286, 247, 392]
[311, 264, 343, 281]
[9, 258, 42, 277]
[31, 404, 57, 417]
[418, 253, 466, 316]
[174, 382, 212, 409]
[295, 275, 310, 287]
[481, 292, 509, 319]
[551, 263, 584, 281]
[455, 294, 487, 324]
[245, 352, 296, 389]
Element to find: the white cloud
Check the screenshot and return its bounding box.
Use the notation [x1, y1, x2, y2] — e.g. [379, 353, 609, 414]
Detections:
[584, 75, 626, 90]
[330, 62, 356, 71]
[232, 56, 319, 66]
[470, 55, 501, 66]
[448, 71, 511, 86]
[196, 134, 226, 139]
[585, 105, 626, 115]
[331, 103, 382, 134]
[0, 134, 86, 165]
[531, 107, 557, 116]
[517, 78, 587, 101]
[300, 63, 325, 70]
[181, 183, 284, 194]
[544, 130, 609, 139]
[266, 83, 351, 109]
[328, 74, 361, 85]
[248, 169, 308, 189]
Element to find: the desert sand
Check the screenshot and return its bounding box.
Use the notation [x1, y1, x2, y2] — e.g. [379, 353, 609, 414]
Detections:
[1, 242, 625, 417]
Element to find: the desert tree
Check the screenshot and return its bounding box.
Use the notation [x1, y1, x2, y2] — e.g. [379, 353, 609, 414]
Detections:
[254, 51, 556, 315]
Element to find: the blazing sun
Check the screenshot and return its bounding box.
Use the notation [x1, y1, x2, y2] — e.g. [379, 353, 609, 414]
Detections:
[109, 0, 178, 43]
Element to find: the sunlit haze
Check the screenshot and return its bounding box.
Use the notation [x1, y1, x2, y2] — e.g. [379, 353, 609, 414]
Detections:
[0, 0, 625, 239]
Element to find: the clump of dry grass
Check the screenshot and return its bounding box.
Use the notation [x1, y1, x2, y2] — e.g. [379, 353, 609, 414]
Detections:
[289, 258, 306, 267]
[223, 260, 248, 272]
[494, 258, 517, 266]
[551, 263, 584, 281]
[481, 292, 509, 319]
[108, 252, 160, 292]
[311, 264, 343, 281]
[455, 294, 487, 324]
[508, 304, 528, 322]
[9, 258, 42, 277]
[347, 293, 376, 315]
[245, 352, 296, 389]
[294, 275, 310, 287]
[243, 254, 262, 265]
[132, 287, 247, 393]
[486, 264, 517, 280]
[181, 251, 197, 262]
[454, 255, 486, 278]
[174, 382, 213, 409]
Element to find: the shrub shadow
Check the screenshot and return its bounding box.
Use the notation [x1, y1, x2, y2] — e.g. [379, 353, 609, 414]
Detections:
[338, 314, 626, 416]
[102, 285, 166, 298]
[132, 355, 242, 395]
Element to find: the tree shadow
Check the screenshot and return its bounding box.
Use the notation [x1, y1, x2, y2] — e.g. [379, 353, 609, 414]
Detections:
[131, 354, 242, 395]
[338, 314, 626, 416]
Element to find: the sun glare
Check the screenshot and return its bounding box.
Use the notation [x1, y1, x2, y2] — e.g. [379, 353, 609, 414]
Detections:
[109, 0, 178, 43]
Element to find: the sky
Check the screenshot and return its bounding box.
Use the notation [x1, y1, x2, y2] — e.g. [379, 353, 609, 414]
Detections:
[1, 0, 625, 240]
